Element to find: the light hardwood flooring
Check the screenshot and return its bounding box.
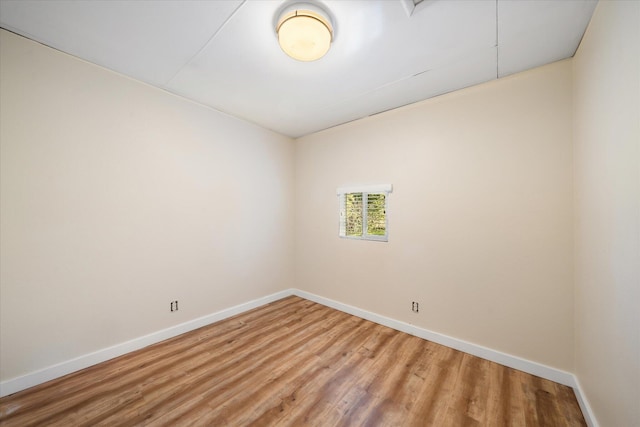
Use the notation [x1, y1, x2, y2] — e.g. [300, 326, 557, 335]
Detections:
[0, 296, 586, 426]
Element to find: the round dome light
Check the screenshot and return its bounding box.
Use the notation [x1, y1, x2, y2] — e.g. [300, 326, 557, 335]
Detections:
[276, 7, 333, 62]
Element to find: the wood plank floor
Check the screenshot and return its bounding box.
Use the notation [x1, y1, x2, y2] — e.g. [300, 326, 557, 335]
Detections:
[0, 296, 586, 426]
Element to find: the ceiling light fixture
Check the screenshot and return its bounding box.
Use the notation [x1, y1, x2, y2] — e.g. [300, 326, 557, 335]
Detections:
[276, 4, 333, 62]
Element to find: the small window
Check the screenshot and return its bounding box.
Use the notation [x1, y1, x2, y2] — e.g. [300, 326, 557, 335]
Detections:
[337, 184, 392, 241]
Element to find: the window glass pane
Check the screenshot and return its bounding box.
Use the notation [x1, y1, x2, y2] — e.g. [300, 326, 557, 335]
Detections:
[367, 193, 386, 236]
[345, 193, 363, 236]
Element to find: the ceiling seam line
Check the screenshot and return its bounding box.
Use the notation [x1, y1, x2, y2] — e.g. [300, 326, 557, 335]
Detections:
[495, 0, 499, 79]
[164, 0, 247, 87]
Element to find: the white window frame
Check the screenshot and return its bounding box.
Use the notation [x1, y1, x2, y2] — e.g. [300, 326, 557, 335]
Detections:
[337, 184, 392, 242]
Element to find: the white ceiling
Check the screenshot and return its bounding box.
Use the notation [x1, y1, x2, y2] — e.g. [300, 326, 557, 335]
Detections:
[0, 0, 597, 138]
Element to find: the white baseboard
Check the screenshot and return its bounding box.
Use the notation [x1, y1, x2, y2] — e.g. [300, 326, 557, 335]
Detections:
[292, 289, 575, 385]
[571, 376, 600, 427]
[0, 289, 291, 398]
[0, 286, 599, 427]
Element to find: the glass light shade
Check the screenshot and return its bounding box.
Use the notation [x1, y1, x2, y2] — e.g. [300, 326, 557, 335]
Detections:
[277, 10, 333, 61]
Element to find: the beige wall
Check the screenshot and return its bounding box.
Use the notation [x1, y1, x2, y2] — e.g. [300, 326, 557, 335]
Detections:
[573, 1, 640, 426]
[295, 60, 574, 371]
[0, 30, 295, 382]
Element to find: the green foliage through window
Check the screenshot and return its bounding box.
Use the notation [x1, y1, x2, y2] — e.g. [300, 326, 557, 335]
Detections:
[345, 193, 363, 236]
[367, 193, 386, 236]
[340, 191, 388, 241]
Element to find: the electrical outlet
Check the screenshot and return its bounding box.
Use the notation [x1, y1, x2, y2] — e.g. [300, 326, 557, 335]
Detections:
[170, 300, 179, 312]
[411, 301, 419, 313]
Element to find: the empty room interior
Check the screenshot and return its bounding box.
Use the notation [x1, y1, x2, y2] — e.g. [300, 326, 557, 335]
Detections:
[0, 0, 638, 426]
